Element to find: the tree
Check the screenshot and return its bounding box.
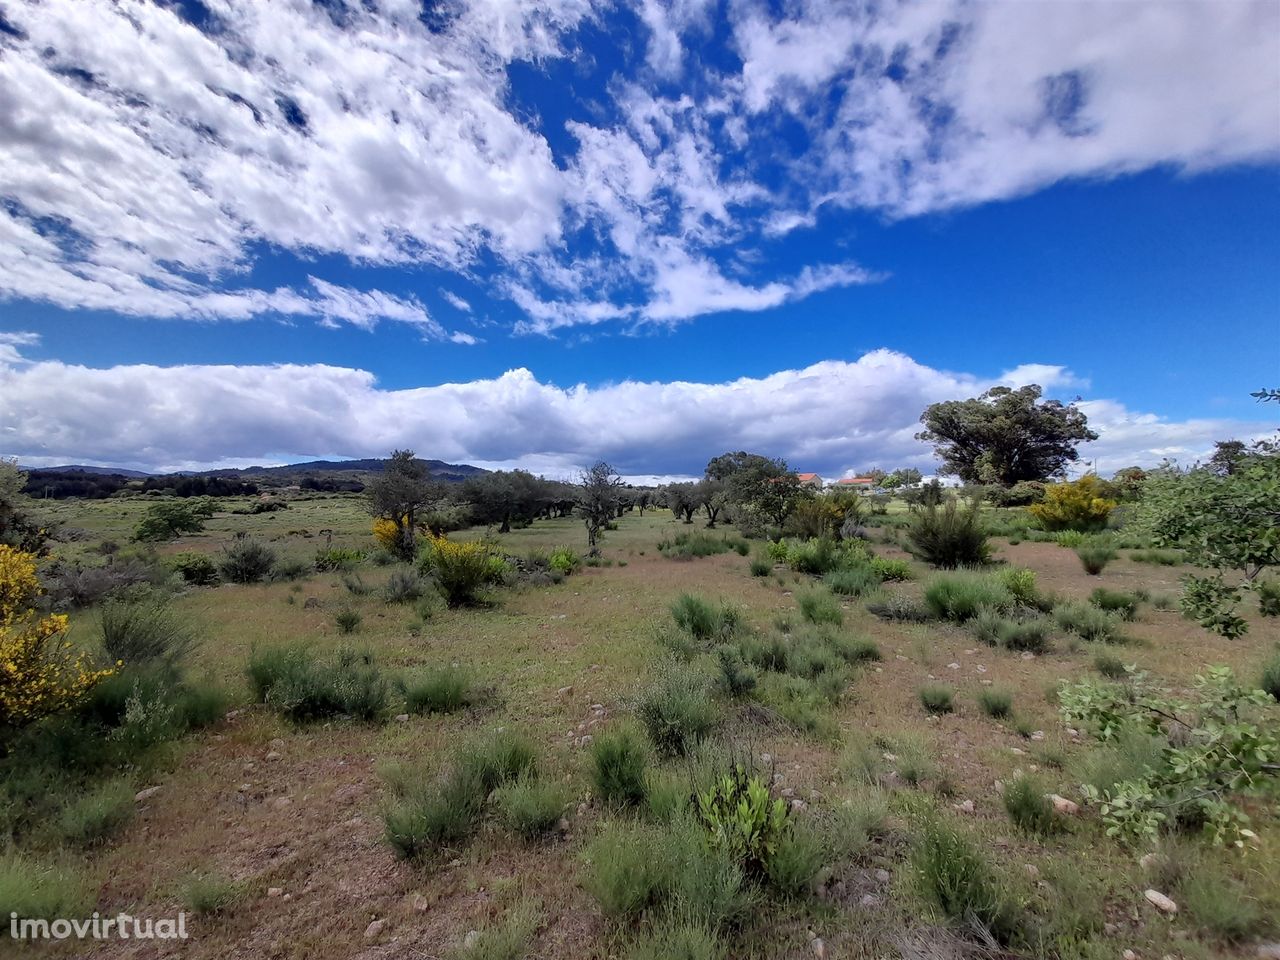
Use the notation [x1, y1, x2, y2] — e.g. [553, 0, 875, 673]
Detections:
[1208, 439, 1248, 476]
[705, 451, 804, 527]
[917, 385, 1097, 486]
[578, 461, 623, 556]
[697, 478, 727, 527]
[366, 450, 433, 561]
[1137, 441, 1280, 637]
[666, 483, 701, 524]
[881, 467, 922, 490]
[0, 460, 48, 554]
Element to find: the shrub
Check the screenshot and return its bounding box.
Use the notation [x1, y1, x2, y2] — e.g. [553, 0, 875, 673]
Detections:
[823, 566, 878, 597]
[1260, 649, 1280, 702]
[748, 555, 772, 577]
[1076, 543, 1117, 575]
[1093, 652, 1129, 679]
[341, 572, 370, 596]
[670, 594, 740, 645]
[583, 820, 671, 918]
[1002, 775, 1059, 835]
[978, 689, 1013, 719]
[797, 588, 843, 625]
[913, 818, 1019, 944]
[314, 547, 365, 571]
[659, 532, 737, 560]
[906, 498, 990, 568]
[627, 920, 724, 960]
[591, 727, 649, 806]
[1029, 476, 1117, 532]
[996, 567, 1040, 605]
[397, 665, 473, 714]
[1181, 860, 1268, 943]
[218, 537, 276, 583]
[333, 607, 362, 634]
[919, 685, 955, 715]
[865, 592, 932, 622]
[98, 594, 198, 670]
[923, 571, 1013, 622]
[384, 771, 484, 857]
[870, 556, 912, 582]
[714, 645, 758, 698]
[268, 557, 310, 582]
[2, 546, 111, 736]
[55, 778, 135, 847]
[382, 567, 424, 604]
[133, 501, 207, 542]
[763, 819, 825, 898]
[635, 659, 719, 756]
[694, 764, 790, 876]
[1129, 548, 1182, 566]
[0, 854, 90, 921]
[968, 608, 1051, 653]
[1054, 601, 1126, 644]
[168, 551, 219, 585]
[419, 535, 504, 606]
[458, 729, 538, 793]
[493, 773, 567, 838]
[451, 900, 542, 960]
[548, 546, 580, 575]
[1089, 588, 1139, 620]
[180, 873, 246, 916]
[247, 645, 387, 722]
[1256, 578, 1280, 617]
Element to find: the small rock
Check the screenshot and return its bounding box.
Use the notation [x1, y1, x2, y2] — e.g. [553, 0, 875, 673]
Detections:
[224, 709, 243, 721]
[947, 662, 960, 670]
[556, 685, 574, 698]
[394, 713, 409, 723]
[952, 799, 975, 814]
[1144, 889, 1178, 914]
[1123, 951, 1138, 960]
[760, 752, 772, 764]
[1104, 923, 1119, 936]
[1024, 864, 1040, 879]
[859, 894, 880, 907]
[1020, 651, 1036, 660]
[364, 919, 385, 940]
[781, 787, 795, 798]
[576, 802, 588, 816]
[874, 666, 883, 673]
[269, 796, 292, 810]
[237, 783, 251, 792]
[874, 868, 891, 884]
[1030, 730, 1045, 742]
[881, 752, 897, 762]
[810, 937, 827, 960]
[265, 750, 283, 762]
[463, 930, 480, 948]
[412, 894, 429, 913]
[1049, 794, 1079, 815]
[790, 798, 807, 812]
[590, 703, 604, 711]
[975, 665, 987, 673]
[134, 786, 161, 802]
[557, 817, 570, 833]
[269, 738, 285, 749]
[579, 735, 593, 747]
[267, 887, 283, 898]
[1138, 852, 1160, 870]
[1255, 943, 1280, 959]
[1010, 747, 1025, 755]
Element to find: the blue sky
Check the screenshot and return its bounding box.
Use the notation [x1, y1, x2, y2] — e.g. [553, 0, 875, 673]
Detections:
[1, 0, 1278, 477]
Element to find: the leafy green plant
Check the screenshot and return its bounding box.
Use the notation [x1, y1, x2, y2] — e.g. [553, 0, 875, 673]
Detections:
[168, 551, 219, 585]
[1261, 649, 1280, 701]
[694, 764, 790, 877]
[1093, 652, 1129, 679]
[870, 556, 912, 582]
[314, 547, 365, 571]
[247, 645, 387, 722]
[547, 546, 581, 575]
[823, 566, 878, 597]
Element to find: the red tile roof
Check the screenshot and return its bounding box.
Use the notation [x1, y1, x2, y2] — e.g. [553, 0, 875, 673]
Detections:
[835, 476, 875, 485]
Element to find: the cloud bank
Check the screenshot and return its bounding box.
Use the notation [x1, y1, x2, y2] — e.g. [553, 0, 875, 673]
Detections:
[2, 336, 1269, 477]
[0, 0, 1275, 333]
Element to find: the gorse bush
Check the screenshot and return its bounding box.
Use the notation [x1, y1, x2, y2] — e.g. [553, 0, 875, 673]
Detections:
[98, 594, 197, 670]
[218, 537, 276, 583]
[919, 684, 955, 714]
[419, 534, 506, 606]
[797, 588, 843, 625]
[635, 658, 720, 756]
[906, 498, 990, 568]
[168, 551, 218, 585]
[493, 772, 567, 838]
[396, 664, 473, 714]
[1089, 588, 1139, 620]
[246, 645, 387, 722]
[1028, 475, 1117, 532]
[1076, 543, 1118, 575]
[591, 727, 649, 806]
[670, 594, 740, 645]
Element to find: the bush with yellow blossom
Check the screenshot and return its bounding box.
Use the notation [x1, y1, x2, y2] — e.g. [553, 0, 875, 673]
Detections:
[417, 534, 509, 607]
[1, 545, 112, 738]
[1028, 475, 1118, 532]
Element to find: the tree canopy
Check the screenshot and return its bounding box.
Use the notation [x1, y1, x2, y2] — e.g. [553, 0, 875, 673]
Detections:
[365, 450, 434, 560]
[917, 385, 1097, 486]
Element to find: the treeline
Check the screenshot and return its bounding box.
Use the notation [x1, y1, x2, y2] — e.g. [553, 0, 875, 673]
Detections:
[23, 470, 262, 500]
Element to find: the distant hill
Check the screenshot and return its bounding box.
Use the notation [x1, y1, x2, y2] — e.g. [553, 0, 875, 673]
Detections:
[23, 464, 151, 478]
[200, 458, 486, 483]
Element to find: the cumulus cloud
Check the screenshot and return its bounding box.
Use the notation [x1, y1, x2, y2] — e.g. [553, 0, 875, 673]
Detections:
[0, 0, 1273, 334]
[2, 340, 1269, 476]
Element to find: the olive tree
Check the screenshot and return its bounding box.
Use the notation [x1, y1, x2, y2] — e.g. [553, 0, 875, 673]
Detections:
[365, 450, 434, 561]
[579, 461, 623, 556]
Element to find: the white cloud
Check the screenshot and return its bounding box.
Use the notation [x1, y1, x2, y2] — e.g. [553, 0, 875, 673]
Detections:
[441, 291, 474, 313]
[2, 341, 1269, 476]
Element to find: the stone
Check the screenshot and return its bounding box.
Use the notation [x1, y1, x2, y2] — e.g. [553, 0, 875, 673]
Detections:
[781, 787, 795, 798]
[859, 894, 880, 907]
[557, 686, 574, 698]
[394, 714, 409, 723]
[463, 930, 480, 948]
[1024, 864, 1040, 879]
[134, 786, 161, 802]
[267, 887, 283, 898]
[1255, 943, 1280, 959]
[810, 937, 827, 960]
[874, 869, 891, 884]
[952, 799, 975, 814]
[760, 753, 772, 764]
[1144, 889, 1178, 914]
[269, 796, 292, 810]
[1104, 923, 1120, 936]
[947, 662, 960, 670]
[1138, 852, 1160, 871]
[412, 894, 429, 913]
[265, 750, 283, 762]
[1021, 651, 1035, 660]
[224, 709, 243, 721]
[557, 818, 570, 833]
[579, 735, 593, 747]
[1123, 951, 1138, 960]
[1049, 794, 1079, 815]
[975, 665, 987, 673]
[1030, 731, 1045, 741]
[364, 919, 385, 940]
[790, 798, 807, 812]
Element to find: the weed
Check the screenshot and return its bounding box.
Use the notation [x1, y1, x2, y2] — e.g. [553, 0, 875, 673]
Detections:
[180, 873, 246, 915]
[334, 607, 362, 634]
[1075, 544, 1117, 575]
[919, 684, 955, 715]
[450, 900, 543, 960]
[1092, 652, 1129, 679]
[99, 594, 197, 669]
[1261, 648, 1280, 701]
[913, 818, 1020, 944]
[924, 571, 1013, 622]
[1053, 601, 1126, 644]
[670, 594, 740, 645]
[1089, 587, 1139, 619]
[748, 555, 772, 577]
[824, 566, 879, 597]
[978, 689, 1013, 719]
[493, 773, 568, 838]
[54, 778, 134, 846]
[907, 498, 991, 568]
[382, 567, 424, 604]
[1002, 775, 1060, 835]
[219, 537, 276, 583]
[591, 727, 649, 806]
[635, 659, 720, 756]
[865, 592, 933, 622]
[397, 665, 473, 714]
[797, 588, 843, 625]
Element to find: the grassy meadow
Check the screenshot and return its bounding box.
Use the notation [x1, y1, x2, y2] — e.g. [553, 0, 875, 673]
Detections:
[5, 493, 1279, 959]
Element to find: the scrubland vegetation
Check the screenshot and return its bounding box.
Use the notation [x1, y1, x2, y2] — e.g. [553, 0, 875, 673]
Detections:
[2, 400, 1278, 959]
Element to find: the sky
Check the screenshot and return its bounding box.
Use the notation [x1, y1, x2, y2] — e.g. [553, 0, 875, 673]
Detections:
[1, 0, 1278, 481]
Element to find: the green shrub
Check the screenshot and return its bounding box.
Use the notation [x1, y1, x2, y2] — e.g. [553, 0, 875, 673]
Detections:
[247, 645, 388, 722]
[333, 607, 362, 634]
[913, 818, 1020, 944]
[1260, 649, 1280, 702]
[341, 572, 370, 596]
[797, 588, 843, 625]
[870, 556, 912, 582]
[493, 773, 567, 838]
[0, 854, 90, 921]
[714, 645, 758, 698]
[1256, 578, 1280, 617]
[99, 594, 197, 669]
[919, 684, 954, 715]
[764, 819, 825, 897]
[924, 571, 1013, 622]
[823, 566, 878, 597]
[1181, 861, 1268, 944]
[627, 920, 724, 960]
[635, 660, 720, 756]
[1002, 775, 1059, 834]
[583, 821, 671, 918]
[1129, 548, 1182, 566]
[694, 764, 789, 877]
[418, 537, 506, 607]
[968, 607, 1051, 653]
[1054, 530, 1088, 548]
[671, 594, 740, 645]
[1076, 544, 1117, 575]
[907, 498, 991, 569]
[268, 557, 311, 582]
[1093, 652, 1129, 679]
[865, 592, 932, 622]
[591, 727, 649, 806]
[382, 567, 424, 604]
[978, 689, 1013, 719]
[180, 873, 246, 915]
[1054, 601, 1126, 644]
[54, 778, 134, 846]
[384, 772, 484, 857]
[748, 555, 772, 577]
[218, 537, 276, 583]
[758, 674, 836, 738]
[133, 500, 208, 542]
[548, 546, 581, 575]
[397, 665, 473, 714]
[314, 547, 365, 571]
[168, 551, 219, 585]
[996, 567, 1040, 605]
[458, 729, 539, 793]
[1089, 588, 1139, 620]
[450, 900, 542, 960]
[659, 532, 739, 560]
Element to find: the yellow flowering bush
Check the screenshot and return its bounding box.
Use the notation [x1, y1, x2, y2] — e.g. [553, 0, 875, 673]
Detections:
[1, 545, 112, 735]
[372, 517, 403, 552]
[1028, 475, 1118, 532]
[417, 534, 509, 607]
